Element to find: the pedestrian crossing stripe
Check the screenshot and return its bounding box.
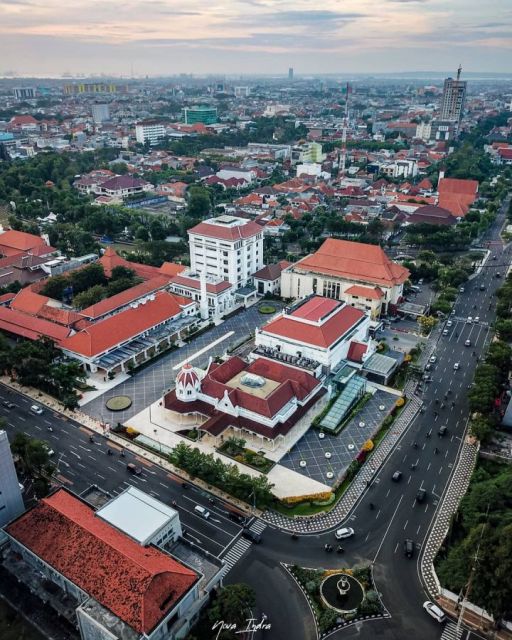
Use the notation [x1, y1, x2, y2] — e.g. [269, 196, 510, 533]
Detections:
[221, 538, 252, 571]
[248, 519, 267, 534]
[441, 622, 463, 640]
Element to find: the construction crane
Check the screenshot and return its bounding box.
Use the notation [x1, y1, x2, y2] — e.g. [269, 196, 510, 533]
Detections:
[339, 82, 351, 177]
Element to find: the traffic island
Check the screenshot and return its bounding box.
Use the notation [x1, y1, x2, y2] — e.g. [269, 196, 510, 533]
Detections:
[286, 564, 389, 637]
[105, 395, 132, 411]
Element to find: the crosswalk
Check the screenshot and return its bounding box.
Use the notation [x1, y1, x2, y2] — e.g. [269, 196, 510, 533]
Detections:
[441, 622, 463, 640]
[220, 537, 252, 571]
[219, 519, 267, 572]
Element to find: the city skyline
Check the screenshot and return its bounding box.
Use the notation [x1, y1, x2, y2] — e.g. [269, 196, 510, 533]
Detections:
[0, 0, 511, 76]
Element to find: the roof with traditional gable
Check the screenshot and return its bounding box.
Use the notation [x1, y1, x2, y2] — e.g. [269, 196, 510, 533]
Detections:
[0, 230, 49, 254]
[60, 291, 183, 358]
[98, 248, 163, 280]
[6, 489, 197, 634]
[292, 238, 409, 288]
[345, 285, 384, 300]
[347, 341, 368, 363]
[188, 218, 262, 241]
[0, 306, 71, 342]
[252, 260, 291, 282]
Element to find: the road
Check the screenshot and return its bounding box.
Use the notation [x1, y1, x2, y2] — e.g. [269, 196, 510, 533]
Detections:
[227, 197, 511, 640]
[0, 390, 251, 561]
[2, 199, 509, 640]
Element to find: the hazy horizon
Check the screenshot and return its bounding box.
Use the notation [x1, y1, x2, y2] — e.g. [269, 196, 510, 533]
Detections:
[1, 0, 511, 77]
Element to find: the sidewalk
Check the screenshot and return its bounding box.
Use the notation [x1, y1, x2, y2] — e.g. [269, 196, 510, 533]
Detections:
[438, 596, 512, 640]
[263, 396, 422, 533]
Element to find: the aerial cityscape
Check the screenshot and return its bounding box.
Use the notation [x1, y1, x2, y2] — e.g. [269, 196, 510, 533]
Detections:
[0, 2, 511, 640]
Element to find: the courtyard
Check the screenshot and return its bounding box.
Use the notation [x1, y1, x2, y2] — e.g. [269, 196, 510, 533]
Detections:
[279, 388, 398, 485]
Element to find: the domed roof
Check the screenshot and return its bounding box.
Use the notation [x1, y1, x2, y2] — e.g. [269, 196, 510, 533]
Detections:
[176, 363, 200, 388]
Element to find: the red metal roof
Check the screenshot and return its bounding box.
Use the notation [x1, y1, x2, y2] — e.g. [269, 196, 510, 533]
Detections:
[294, 238, 409, 288]
[11, 287, 49, 315]
[188, 219, 262, 241]
[347, 341, 368, 363]
[60, 291, 183, 358]
[291, 297, 341, 322]
[6, 489, 197, 634]
[261, 304, 365, 349]
[98, 248, 163, 281]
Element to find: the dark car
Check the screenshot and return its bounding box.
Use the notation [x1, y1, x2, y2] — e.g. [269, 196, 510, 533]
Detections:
[392, 471, 403, 482]
[496, 272, 502, 278]
[241, 528, 262, 544]
[228, 511, 246, 524]
[416, 488, 427, 503]
[126, 463, 142, 475]
[479, 284, 485, 291]
[404, 539, 414, 558]
[438, 425, 447, 437]
[2, 400, 15, 409]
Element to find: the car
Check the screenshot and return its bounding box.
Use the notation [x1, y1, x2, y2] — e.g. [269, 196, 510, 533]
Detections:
[425, 363, 432, 371]
[423, 601, 446, 623]
[429, 356, 437, 364]
[438, 425, 447, 437]
[446, 320, 453, 327]
[126, 463, 142, 475]
[453, 362, 460, 370]
[18, 482, 25, 493]
[242, 528, 262, 544]
[474, 316, 480, 323]
[30, 404, 43, 415]
[335, 527, 355, 540]
[228, 511, 246, 524]
[496, 272, 502, 278]
[442, 329, 449, 336]
[492, 255, 497, 260]
[423, 375, 433, 383]
[2, 400, 15, 409]
[459, 286, 465, 293]
[418, 278, 424, 285]
[479, 284, 485, 291]
[465, 339, 471, 347]
[416, 488, 427, 503]
[392, 471, 403, 482]
[404, 539, 414, 558]
[193, 505, 210, 519]
[467, 316, 473, 324]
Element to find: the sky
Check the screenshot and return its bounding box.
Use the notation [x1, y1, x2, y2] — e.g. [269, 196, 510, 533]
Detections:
[0, 0, 511, 77]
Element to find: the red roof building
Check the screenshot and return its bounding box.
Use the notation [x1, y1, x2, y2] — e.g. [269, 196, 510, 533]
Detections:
[437, 177, 478, 217]
[0, 306, 71, 342]
[165, 356, 323, 440]
[0, 230, 55, 258]
[5, 489, 197, 635]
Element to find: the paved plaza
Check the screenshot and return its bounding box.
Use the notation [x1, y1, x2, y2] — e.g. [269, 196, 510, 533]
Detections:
[81, 304, 278, 423]
[279, 389, 397, 485]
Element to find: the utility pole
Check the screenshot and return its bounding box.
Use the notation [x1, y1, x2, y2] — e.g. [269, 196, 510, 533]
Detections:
[456, 504, 488, 637]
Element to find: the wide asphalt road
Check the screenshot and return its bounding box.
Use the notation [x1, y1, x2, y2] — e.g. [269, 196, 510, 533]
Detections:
[228, 197, 511, 640]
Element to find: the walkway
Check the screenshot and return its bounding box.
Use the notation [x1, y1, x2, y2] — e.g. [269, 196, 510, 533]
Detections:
[420, 435, 479, 598]
[263, 396, 422, 533]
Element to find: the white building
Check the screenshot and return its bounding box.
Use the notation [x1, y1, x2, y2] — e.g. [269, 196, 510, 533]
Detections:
[254, 296, 374, 373]
[91, 103, 110, 124]
[234, 86, 251, 98]
[216, 166, 255, 183]
[0, 430, 24, 530]
[188, 215, 264, 290]
[135, 121, 166, 146]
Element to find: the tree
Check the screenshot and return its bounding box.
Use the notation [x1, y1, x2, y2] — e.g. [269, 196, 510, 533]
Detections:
[149, 218, 167, 241]
[40, 274, 69, 300]
[495, 319, 512, 342]
[11, 433, 52, 476]
[187, 186, 211, 217]
[208, 584, 256, 639]
[73, 284, 106, 309]
[418, 315, 436, 334]
[110, 265, 136, 281]
[69, 263, 106, 294]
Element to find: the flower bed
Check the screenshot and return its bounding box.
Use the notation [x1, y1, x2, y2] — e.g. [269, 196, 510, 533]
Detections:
[217, 437, 274, 473]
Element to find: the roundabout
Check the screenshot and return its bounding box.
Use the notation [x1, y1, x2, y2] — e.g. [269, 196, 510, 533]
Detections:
[320, 572, 365, 614]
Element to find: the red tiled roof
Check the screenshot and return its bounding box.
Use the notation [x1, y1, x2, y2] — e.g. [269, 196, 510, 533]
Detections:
[252, 260, 291, 282]
[261, 304, 365, 349]
[0, 306, 71, 342]
[438, 178, 478, 196]
[294, 239, 409, 288]
[0, 292, 15, 304]
[0, 230, 48, 252]
[347, 341, 368, 363]
[11, 287, 49, 315]
[80, 276, 170, 319]
[37, 305, 83, 327]
[60, 291, 183, 358]
[159, 262, 186, 278]
[188, 220, 262, 241]
[171, 274, 231, 294]
[6, 489, 197, 634]
[98, 248, 163, 280]
[345, 285, 384, 300]
[407, 204, 457, 226]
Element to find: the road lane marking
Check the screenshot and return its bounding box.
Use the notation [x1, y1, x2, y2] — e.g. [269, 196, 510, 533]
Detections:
[372, 495, 403, 564]
[403, 519, 408, 530]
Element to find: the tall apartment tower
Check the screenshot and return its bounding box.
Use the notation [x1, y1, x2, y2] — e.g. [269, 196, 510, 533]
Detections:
[288, 67, 294, 81]
[440, 65, 467, 123]
[0, 430, 24, 529]
[91, 103, 110, 124]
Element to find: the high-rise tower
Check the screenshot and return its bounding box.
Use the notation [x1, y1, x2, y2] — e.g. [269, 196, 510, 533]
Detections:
[440, 65, 467, 124]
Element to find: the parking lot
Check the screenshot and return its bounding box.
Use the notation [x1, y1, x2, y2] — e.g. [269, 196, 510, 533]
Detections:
[82, 304, 277, 424]
[279, 389, 397, 485]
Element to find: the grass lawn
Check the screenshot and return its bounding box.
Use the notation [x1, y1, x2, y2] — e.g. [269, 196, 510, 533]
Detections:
[0, 599, 44, 640]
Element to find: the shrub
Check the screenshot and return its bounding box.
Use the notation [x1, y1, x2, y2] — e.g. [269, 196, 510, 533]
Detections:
[361, 439, 374, 452]
[395, 397, 405, 408]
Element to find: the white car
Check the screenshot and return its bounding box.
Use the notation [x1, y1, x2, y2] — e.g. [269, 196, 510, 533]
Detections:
[459, 286, 465, 293]
[423, 601, 446, 623]
[474, 316, 480, 323]
[30, 404, 44, 415]
[335, 527, 354, 540]
[465, 339, 471, 347]
[43, 443, 54, 456]
[453, 362, 460, 370]
[446, 320, 453, 327]
[429, 356, 437, 364]
[442, 329, 449, 336]
[467, 316, 473, 324]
